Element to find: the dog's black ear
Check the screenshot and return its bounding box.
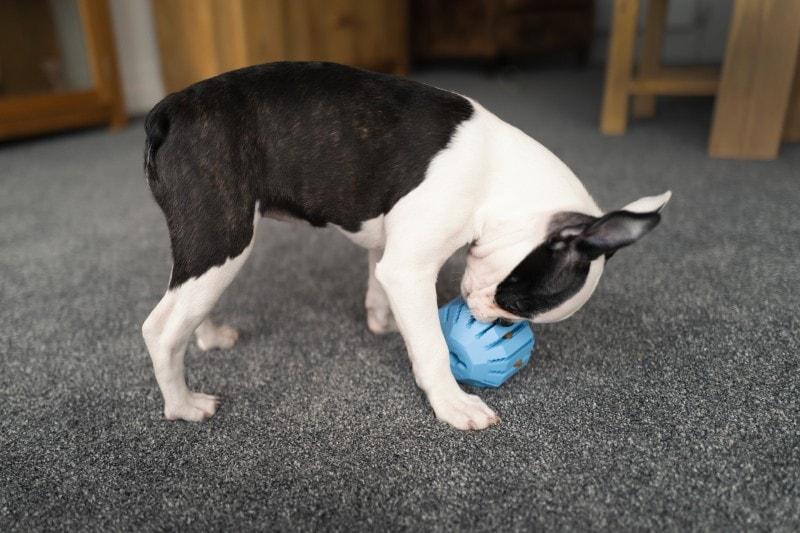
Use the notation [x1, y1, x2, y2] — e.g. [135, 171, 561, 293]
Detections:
[576, 211, 661, 259]
[546, 224, 588, 251]
[545, 191, 671, 256]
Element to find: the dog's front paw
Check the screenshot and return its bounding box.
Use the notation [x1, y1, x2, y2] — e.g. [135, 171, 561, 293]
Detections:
[428, 387, 500, 430]
[164, 392, 220, 422]
[366, 306, 398, 335]
[196, 324, 239, 351]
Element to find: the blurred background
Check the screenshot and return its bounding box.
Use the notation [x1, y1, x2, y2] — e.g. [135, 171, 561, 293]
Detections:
[1, 0, 798, 158]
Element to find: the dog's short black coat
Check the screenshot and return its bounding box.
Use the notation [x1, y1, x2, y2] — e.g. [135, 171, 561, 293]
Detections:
[144, 61, 474, 288]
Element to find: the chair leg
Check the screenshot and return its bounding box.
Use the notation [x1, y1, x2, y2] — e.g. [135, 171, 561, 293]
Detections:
[601, 0, 640, 135]
[709, 0, 800, 159]
[633, 0, 667, 118]
[780, 48, 800, 142]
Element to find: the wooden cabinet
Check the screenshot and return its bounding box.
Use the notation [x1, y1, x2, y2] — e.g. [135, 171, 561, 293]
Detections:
[0, 0, 126, 141]
[152, 0, 409, 94]
[411, 0, 594, 64]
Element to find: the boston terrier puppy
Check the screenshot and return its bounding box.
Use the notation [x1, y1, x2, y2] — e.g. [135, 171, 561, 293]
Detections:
[142, 62, 669, 430]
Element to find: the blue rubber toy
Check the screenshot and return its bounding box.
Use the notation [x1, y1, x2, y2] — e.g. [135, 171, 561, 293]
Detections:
[438, 296, 535, 388]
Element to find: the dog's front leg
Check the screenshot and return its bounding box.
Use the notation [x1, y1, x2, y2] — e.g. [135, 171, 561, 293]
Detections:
[375, 259, 500, 430]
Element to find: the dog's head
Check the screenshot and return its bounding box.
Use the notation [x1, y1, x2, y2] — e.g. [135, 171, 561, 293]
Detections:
[463, 191, 671, 323]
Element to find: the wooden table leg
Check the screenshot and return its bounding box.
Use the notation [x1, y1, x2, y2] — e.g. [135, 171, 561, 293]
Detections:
[709, 0, 800, 159]
[600, 0, 640, 135]
[633, 0, 667, 118]
[782, 53, 800, 142]
[79, 0, 127, 130]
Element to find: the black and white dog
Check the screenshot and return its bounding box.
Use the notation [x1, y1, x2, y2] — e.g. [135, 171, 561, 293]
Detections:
[142, 62, 669, 430]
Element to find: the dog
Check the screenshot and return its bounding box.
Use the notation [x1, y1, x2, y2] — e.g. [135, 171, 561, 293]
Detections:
[141, 62, 669, 430]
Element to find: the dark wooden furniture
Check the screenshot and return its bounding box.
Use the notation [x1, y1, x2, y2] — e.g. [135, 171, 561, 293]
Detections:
[410, 0, 594, 65]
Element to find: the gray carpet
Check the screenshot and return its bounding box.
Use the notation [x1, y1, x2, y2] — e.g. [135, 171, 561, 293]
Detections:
[2, 68, 799, 531]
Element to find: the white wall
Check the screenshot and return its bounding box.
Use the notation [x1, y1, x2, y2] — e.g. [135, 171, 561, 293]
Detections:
[108, 0, 165, 115]
[592, 0, 732, 65]
[49, 0, 91, 90]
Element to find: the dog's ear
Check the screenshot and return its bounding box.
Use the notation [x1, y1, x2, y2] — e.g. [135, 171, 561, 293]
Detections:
[576, 211, 659, 259]
[545, 213, 594, 251]
[619, 191, 672, 214]
[545, 191, 671, 257]
[576, 191, 671, 259]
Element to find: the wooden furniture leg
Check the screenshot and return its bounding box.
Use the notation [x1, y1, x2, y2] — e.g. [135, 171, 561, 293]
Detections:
[709, 0, 800, 159]
[633, 0, 667, 118]
[79, 0, 127, 129]
[600, 0, 640, 135]
[782, 52, 800, 142]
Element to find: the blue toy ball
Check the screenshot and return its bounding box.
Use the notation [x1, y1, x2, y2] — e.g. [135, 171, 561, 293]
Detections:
[438, 297, 535, 388]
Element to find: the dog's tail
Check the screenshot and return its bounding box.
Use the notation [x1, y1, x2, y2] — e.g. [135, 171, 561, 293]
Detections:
[143, 103, 170, 184]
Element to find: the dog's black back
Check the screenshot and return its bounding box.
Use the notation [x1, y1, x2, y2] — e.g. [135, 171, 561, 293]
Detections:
[144, 62, 473, 287]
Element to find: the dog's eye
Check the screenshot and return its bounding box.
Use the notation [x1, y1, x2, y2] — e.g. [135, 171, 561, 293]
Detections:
[508, 275, 519, 283]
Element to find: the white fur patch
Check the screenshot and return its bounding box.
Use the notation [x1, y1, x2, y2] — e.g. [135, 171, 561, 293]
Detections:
[457, 101, 605, 323]
[622, 191, 672, 214]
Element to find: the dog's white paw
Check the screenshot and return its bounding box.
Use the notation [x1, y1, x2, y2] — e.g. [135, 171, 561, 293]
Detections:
[428, 388, 500, 430]
[164, 392, 220, 422]
[196, 324, 239, 351]
[367, 306, 398, 334]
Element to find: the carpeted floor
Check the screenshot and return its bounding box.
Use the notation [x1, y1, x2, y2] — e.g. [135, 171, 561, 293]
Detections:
[1, 68, 798, 531]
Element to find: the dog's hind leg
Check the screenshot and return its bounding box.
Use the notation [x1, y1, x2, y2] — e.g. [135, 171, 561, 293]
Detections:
[142, 207, 258, 422]
[195, 318, 239, 351]
[365, 248, 398, 334]
[143, 239, 254, 421]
